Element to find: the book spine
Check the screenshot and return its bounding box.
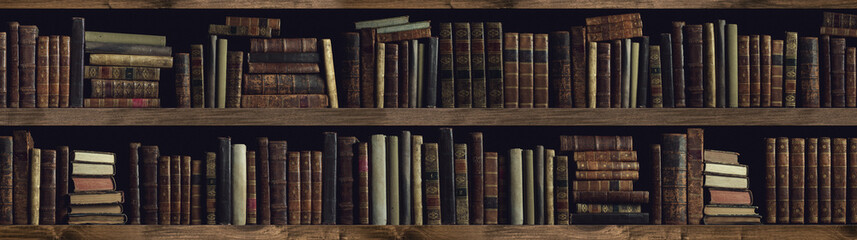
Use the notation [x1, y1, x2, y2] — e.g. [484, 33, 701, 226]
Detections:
[88, 54, 172, 68]
[170, 156, 181, 225]
[523, 149, 534, 224]
[399, 132, 412, 224]
[208, 25, 272, 38]
[206, 35, 216, 108]
[311, 151, 322, 224]
[750, 35, 761, 107]
[637, 37, 650, 108]
[571, 27, 587, 108]
[249, 38, 316, 53]
[255, 139, 270, 225]
[716, 20, 726, 107]
[622, 39, 631, 108]
[662, 133, 687, 225]
[336, 137, 355, 224]
[470, 22, 486, 108]
[821, 36, 832, 107]
[651, 144, 662, 224]
[38, 149, 55, 225]
[454, 144, 469, 224]
[300, 151, 311, 225]
[412, 135, 423, 225]
[225, 17, 281, 35]
[384, 44, 399, 108]
[226, 52, 243, 108]
[660, 33, 674, 108]
[454, 23, 472, 108]
[469, 133, 484, 224]
[686, 25, 704, 108]
[834, 138, 847, 223]
[83, 66, 160, 81]
[738, 35, 750, 107]
[243, 74, 324, 95]
[56, 146, 68, 224]
[790, 138, 805, 223]
[559, 136, 634, 152]
[216, 137, 232, 224]
[533, 34, 549, 108]
[572, 191, 650, 203]
[399, 41, 409, 108]
[574, 171, 639, 180]
[174, 53, 190, 108]
[727, 24, 738, 107]
[509, 148, 523, 225]
[519, 33, 534, 108]
[12, 130, 31, 224]
[807, 138, 819, 223]
[19, 26, 36, 108]
[848, 47, 857, 107]
[485, 22, 504, 108]
[587, 42, 597, 108]
[772, 40, 784, 107]
[672, 22, 686, 107]
[36, 36, 47, 108]
[439, 23, 455, 108]
[832, 38, 847, 107]
[246, 62, 319, 74]
[7, 22, 18, 108]
[49, 36, 59, 108]
[484, 151, 498, 225]
[216, 39, 227, 108]
[849, 138, 857, 223]
[190, 44, 204, 108]
[140, 146, 158, 225]
[799, 37, 820, 107]
[191, 159, 202, 225]
[83, 98, 159, 108]
[555, 155, 569, 224]
[90, 79, 159, 98]
[386, 136, 399, 225]
[545, 149, 554, 225]
[686, 128, 703, 224]
[240, 95, 329, 108]
[0, 137, 11, 224]
[610, 40, 622, 108]
[498, 154, 509, 224]
[370, 135, 387, 225]
[423, 143, 441, 225]
[650, 45, 663, 107]
[181, 156, 191, 225]
[343, 33, 360, 108]
[596, 43, 611, 108]
[357, 142, 369, 224]
[784, 32, 798, 107]
[247, 52, 319, 63]
[761, 35, 772, 107]
[60, 36, 70, 107]
[376, 43, 385, 108]
[576, 204, 642, 213]
[820, 137, 832, 223]
[269, 141, 288, 225]
[84, 41, 172, 56]
[127, 143, 141, 224]
[376, 28, 431, 43]
[703, 24, 716, 107]
[321, 133, 336, 225]
[575, 161, 639, 171]
[765, 138, 777, 224]
[423, 39, 439, 108]
[205, 152, 216, 224]
[287, 152, 301, 225]
[503, 32, 519, 108]
[571, 180, 635, 191]
[776, 137, 791, 223]
[29, 149, 39, 225]
[411, 40, 420, 107]
[70, 18, 83, 107]
[158, 156, 171, 225]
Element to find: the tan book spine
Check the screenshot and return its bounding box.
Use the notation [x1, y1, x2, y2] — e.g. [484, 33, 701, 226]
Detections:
[322, 39, 338, 108]
[375, 43, 385, 108]
[412, 135, 423, 225]
[88, 54, 173, 68]
[29, 149, 40, 224]
[587, 42, 597, 108]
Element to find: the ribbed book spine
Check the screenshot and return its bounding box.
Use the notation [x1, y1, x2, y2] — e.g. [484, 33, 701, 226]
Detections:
[20, 26, 37, 108]
[247, 151, 257, 225]
[800, 37, 821, 107]
[226, 51, 243, 108]
[570, 27, 587, 108]
[311, 151, 322, 224]
[357, 142, 369, 224]
[56, 146, 68, 224]
[660, 33, 674, 108]
[650, 45, 663, 107]
[761, 35, 772, 107]
[533, 34, 549, 108]
[322, 133, 337, 225]
[175, 53, 191, 108]
[191, 159, 202, 225]
[12, 130, 32, 224]
[807, 139, 819, 223]
[784, 32, 798, 107]
[821, 36, 832, 107]
[342, 33, 360, 108]
[832, 38, 847, 107]
[190, 44, 204, 108]
[454, 23, 472, 108]
[7, 22, 18, 108]
[206, 35, 216, 108]
[127, 143, 141, 224]
[170, 156, 181, 225]
[686, 25, 704, 107]
[750, 35, 761, 107]
[158, 156, 171, 225]
[360, 29, 376, 108]
[545, 149, 554, 225]
[38, 149, 55, 225]
[423, 143, 441, 225]
[738, 36, 750, 107]
[790, 138, 806, 223]
[485, 23, 504, 108]
[833, 138, 847, 224]
[637, 36, 650, 108]
[60, 36, 70, 108]
[257, 138, 271, 225]
[848, 139, 857, 223]
[454, 144, 469, 225]
[300, 151, 311, 225]
[765, 138, 777, 223]
[469, 132, 484, 224]
[470, 22, 486, 108]
[287, 152, 301, 225]
[336, 137, 356, 224]
[820, 137, 832, 223]
[686, 128, 703, 224]
[399, 41, 410, 108]
[651, 144, 662, 224]
[848, 47, 857, 107]
[205, 152, 217, 225]
[672, 22, 686, 107]
[140, 146, 158, 225]
[181, 156, 191, 224]
[439, 23, 454, 108]
[386, 137, 399, 225]
[596, 43, 611, 108]
[497, 154, 509, 224]
[424, 38, 439, 108]
[269, 141, 288, 225]
[776, 137, 790, 223]
[555, 155, 569, 224]
[610, 40, 622, 108]
[519, 33, 534, 108]
[49, 36, 59, 108]
[662, 133, 687, 225]
[37, 36, 48, 108]
[384, 44, 398, 108]
[370, 135, 387, 225]
[484, 152, 498, 225]
[772, 40, 784, 107]
[0, 137, 12, 225]
[503, 33, 519, 108]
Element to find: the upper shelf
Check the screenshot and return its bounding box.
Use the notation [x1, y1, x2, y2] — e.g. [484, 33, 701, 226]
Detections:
[3, 0, 857, 9]
[0, 108, 855, 126]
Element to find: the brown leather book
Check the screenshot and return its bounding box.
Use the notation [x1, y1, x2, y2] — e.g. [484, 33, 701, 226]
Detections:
[789, 138, 805, 223]
[191, 159, 202, 225]
[470, 23, 485, 108]
[243, 74, 324, 95]
[7, 22, 18, 108]
[832, 38, 847, 107]
[454, 23, 472, 108]
[299, 151, 311, 225]
[570, 27, 587, 108]
[384, 43, 399, 108]
[1, 137, 15, 224]
[454, 144, 469, 224]
[533, 34, 549, 108]
[287, 151, 301, 225]
[342, 32, 360, 108]
[554, 155, 569, 224]
[336, 137, 357, 224]
[225, 51, 243, 107]
[246, 150, 256, 225]
[225, 17, 281, 36]
[170, 155, 181, 224]
[140, 146, 158, 225]
[158, 155, 171, 225]
[610, 40, 622, 108]
[650, 45, 663, 107]
[311, 151, 322, 225]
[849, 138, 857, 223]
[249, 38, 316, 53]
[56, 146, 69, 224]
[88, 54, 173, 68]
[807, 138, 820, 223]
[208, 24, 272, 37]
[686, 128, 703, 225]
[800, 37, 820, 107]
[833, 138, 847, 224]
[651, 144, 662, 224]
[662, 133, 687, 225]
[29, 149, 39, 224]
[761, 35, 772, 107]
[181, 156, 191, 224]
[575, 171, 638, 180]
[573, 151, 637, 162]
[359, 29, 376, 108]
[560, 136, 634, 152]
[376, 28, 431, 43]
[356, 142, 369, 224]
[497, 155, 508, 224]
[584, 13, 643, 42]
[89, 79, 159, 98]
[671, 22, 686, 107]
[572, 180, 634, 191]
[205, 152, 216, 225]
[485, 22, 504, 108]
[438, 23, 455, 108]
[575, 161, 639, 171]
[750, 35, 761, 107]
[174, 53, 191, 108]
[776, 137, 790, 223]
[549, 31, 571, 108]
[190, 44, 203, 108]
[765, 138, 776, 223]
[38, 149, 56, 224]
[12, 130, 32, 224]
[127, 143, 141, 225]
[518, 33, 534, 108]
[469, 133, 484, 224]
[772, 40, 784, 107]
[256, 138, 270, 225]
[18, 25, 37, 108]
[596, 42, 611, 108]
[60, 35, 70, 107]
[269, 141, 288, 225]
[738, 35, 750, 107]
[848, 47, 857, 107]
[503, 32, 519, 108]
[819, 138, 832, 223]
[83, 65, 160, 81]
[398, 41, 410, 108]
[572, 191, 649, 203]
[240, 94, 328, 108]
[484, 152, 499, 225]
[246, 63, 319, 74]
[83, 98, 159, 108]
[423, 143, 441, 225]
[48, 36, 59, 107]
[686, 25, 704, 107]
[37, 36, 48, 108]
[821, 36, 832, 107]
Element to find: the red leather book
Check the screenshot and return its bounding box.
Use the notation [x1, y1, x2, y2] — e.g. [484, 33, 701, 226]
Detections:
[821, 35, 832, 107]
[126, 143, 141, 224]
[761, 35, 772, 107]
[575, 161, 639, 171]
[469, 132, 484, 224]
[36, 36, 48, 108]
[833, 138, 847, 224]
[311, 151, 322, 225]
[256, 138, 270, 225]
[650, 45, 663, 107]
[470, 23, 485, 108]
[806, 138, 819, 223]
[439, 23, 455, 108]
[249, 38, 316, 53]
[454, 23, 472, 108]
[686, 128, 703, 225]
[453, 144, 469, 224]
[550, 31, 572, 108]
[610, 39, 622, 108]
[533, 34, 549, 108]
[776, 137, 790, 223]
[518, 33, 533, 108]
[662, 133, 687, 225]
[398, 41, 410, 108]
[140, 146, 158, 225]
[595, 42, 611, 108]
[170, 155, 181, 224]
[247, 151, 257, 225]
[738, 35, 750, 107]
[799, 37, 820, 107]
[671, 21, 686, 107]
[832, 38, 847, 107]
[686, 25, 704, 108]
[71, 177, 115, 192]
[7, 22, 18, 108]
[359, 29, 376, 108]
[423, 143, 441, 225]
[819, 137, 832, 223]
[383, 43, 398, 108]
[651, 144, 662, 225]
[750, 35, 761, 107]
[572, 180, 634, 191]
[484, 152, 499, 225]
[269, 141, 288, 225]
[572, 191, 649, 203]
[570, 26, 587, 108]
[707, 188, 752, 205]
[181, 156, 191, 224]
[849, 138, 857, 223]
[341, 32, 360, 108]
[772, 40, 784, 107]
[191, 159, 202, 225]
[790, 138, 805, 223]
[49, 36, 59, 108]
[503, 32, 519, 108]
[765, 138, 776, 223]
[848, 47, 857, 107]
[39, 149, 56, 225]
[336, 137, 357, 224]
[357, 142, 370, 224]
[300, 151, 311, 225]
[574, 171, 638, 180]
[174, 53, 191, 108]
[287, 151, 301, 225]
[560, 135, 634, 152]
[12, 130, 32, 224]
[158, 155, 171, 225]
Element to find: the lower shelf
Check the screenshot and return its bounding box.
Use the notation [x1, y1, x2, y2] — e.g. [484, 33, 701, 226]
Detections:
[1, 225, 855, 239]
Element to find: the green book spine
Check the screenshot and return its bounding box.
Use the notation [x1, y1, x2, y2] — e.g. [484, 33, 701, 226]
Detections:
[727, 24, 739, 107]
[85, 31, 166, 46]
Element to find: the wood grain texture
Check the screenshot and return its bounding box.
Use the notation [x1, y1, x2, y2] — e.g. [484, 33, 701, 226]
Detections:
[0, 0, 854, 9]
[0, 225, 855, 239]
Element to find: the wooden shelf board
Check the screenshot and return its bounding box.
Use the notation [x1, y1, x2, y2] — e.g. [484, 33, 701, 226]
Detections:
[0, 225, 855, 239]
[1, 0, 856, 9]
[0, 108, 855, 126]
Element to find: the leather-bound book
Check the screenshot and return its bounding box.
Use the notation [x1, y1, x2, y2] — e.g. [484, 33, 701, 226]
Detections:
[610, 40, 622, 108]
[848, 48, 857, 107]
[571, 213, 649, 224]
[832, 38, 847, 107]
[208, 24, 272, 37]
[60, 36, 70, 107]
[359, 29, 376, 108]
[249, 38, 316, 53]
[660, 33, 674, 108]
[256, 138, 270, 225]
[484, 152, 499, 225]
[386, 136, 400, 225]
[509, 148, 523, 225]
[467, 133, 484, 225]
[453, 23, 472, 108]
[12, 130, 32, 224]
[596, 42, 611, 108]
[423, 143, 441, 225]
[750, 35, 761, 107]
[399, 41, 410, 108]
[439, 23, 455, 108]
[571, 27, 587, 108]
[784, 32, 799, 107]
[671, 22, 686, 107]
[36, 36, 47, 108]
[399, 132, 411, 224]
[554, 155, 569, 224]
[523, 149, 534, 225]
[83, 66, 159, 81]
[703, 24, 716, 107]
[799, 37, 820, 107]
[651, 144, 662, 224]
[485, 22, 504, 108]
[49, 36, 59, 108]
[206, 35, 216, 108]
[650, 45, 663, 107]
[424, 37, 440, 108]
[7, 22, 18, 108]
[376, 28, 431, 43]
[637, 36, 651, 108]
[370, 135, 387, 225]
[384, 44, 399, 108]
[470, 22, 486, 108]
[790, 138, 805, 223]
[29, 149, 39, 224]
[622, 39, 631, 108]
[821, 36, 832, 107]
[776, 137, 790, 223]
[170, 155, 181, 225]
[438, 128, 456, 224]
[181, 156, 191, 224]
[686, 25, 704, 107]
[819, 138, 832, 223]
[376, 43, 385, 108]
[356, 142, 370, 224]
[454, 144, 469, 225]
[662, 133, 687, 225]
[503, 32, 519, 108]
[19, 25, 37, 108]
[300, 151, 311, 225]
[518, 33, 534, 108]
[807, 138, 819, 223]
[38, 149, 55, 224]
[225, 16, 281, 36]
[89, 79, 159, 98]
[240, 95, 328, 108]
[716, 20, 727, 107]
[269, 141, 288, 225]
[559, 136, 633, 151]
[738, 35, 750, 107]
[126, 143, 141, 224]
[311, 151, 322, 224]
[342, 32, 360, 108]
[686, 128, 703, 224]
[761, 35, 772, 107]
[320, 134, 337, 225]
[572, 191, 649, 203]
[412, 135, 424, 225]
[83, 98, 160, 108]
[216, 137, 232, 224]
[247, 52, 319, 63]
[772, 40, 784, 107]
[533, 34, 549, 108]
[849, 138, 857, 223]
[88, 54, 173, 68]
[497, 154, 509, 224]
[765, 138, 776, 223]
[56, 146, 69, 224]
[833, 138, 847, 223]
[216, 39, 226, 108]
[174, 53, 191, 108]
[410, 40, 419, 108]
[287, 151, 301, 225]
[336, 136, 356, 224]
[191, 159, 202, 225]
[0, 137, 12, 224]
[140, 146, 158, 225]
[158, 156, 171, 225]
[190, 44, 204, 108]
[572, 180, 634, 191]
[544, 149, 554, 225]
[205, 152, 216, 224]
[70, 18, 84, 107]
[574, 171, 638, 180]
[575, 161, 639, 170]
[84, 41, 171, 56]
[225, 51, 243, 108]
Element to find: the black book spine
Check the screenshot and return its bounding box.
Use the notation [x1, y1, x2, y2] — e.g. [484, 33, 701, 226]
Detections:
[206, 35, 217, 108]
[660, 33, 675, 108]
[216, 137, 232, 224]
[716, 20, 727, 108]
[0, 137, 10, 225]
[637, 36, 650, 108]
[424, 37, 439, 108]
[439, 127, 456, 224]
[69, 17, 84, 108]
[399, 131, 412, 225]
[322, 132, 337, 224]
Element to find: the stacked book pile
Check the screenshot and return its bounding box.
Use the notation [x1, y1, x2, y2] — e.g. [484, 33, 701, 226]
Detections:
[82, 30, 171, 108]
[68, 150, 125, 224]
[701, 150, 760, 224]
[561, 135, 650, 224]
[241, 38, 332, 108]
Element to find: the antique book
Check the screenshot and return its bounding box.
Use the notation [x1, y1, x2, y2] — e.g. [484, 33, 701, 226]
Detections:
[12, 130, 32, 224]
[454, 144, 469, 225]
[300, 151, 311, 225]
[370, 135, 387, 225]
[576, 204, 641, 213]
[19, 25, 37, 108]
[706, 188, 752, 205]
[247, 52, 319, 63]
[610, 40, 622, 108]
[471, 23, 486, 108]
[38, 150, 55, 224]
[486, 22, 504, 108]
[702, 215, 761, 225]
[662, 133, 688, 225]
[848, 48, 857, 107]
[320, 134, 337, 225]
[849, 139, 857, 223]
[704, 175, 748, 189]
[225, 16, 281, 35]
[68, 214, 127, 225]
[359, 29, 376, 108]
[375, 43, 385, 108]
[790, 138, 805, 223]
[832, 38, 847, 107]
[70, 18, 84, 107]
[469, 133, 484, 224]
[84, 42, 171, 56]
[357, 142, 369, 224]
[761, 35, 772, 107]
[670, 22, 686, 107]
[631, 41, 639, 108]
[573, 151, 637, 162]
[498, 154, 509, 224]
[36, 36, 48, 108]
[821, 36, 832, 107]
[175, 53, 191, 108]
[637, 36, 650, 108]
[69, 191, 124, 205]
[49, 36, 59, 108]
[158, 156, 171, 225]
[772, 40, 785, 107]
[518, 33, 534, 108]
[509, 149, 523, 225]
[88, 54, 172, 68]
[686, 24, 704, 107]
[651, 144, 662, 224]
[750, 35, 761, 107]
[231, 146, 247, 225]
[336, 137, 356, 224]
[249, 38, 316, 53]
[83, 98, 159, 108]
[572, 180, 634, 191]
[650, 45, 663, 107]
[375, 21, 430, 34]
[571, 213, 649, 224]
[126, 143, 141, 224]
[287, 152, 301, 225]
[342, 33, 360, 108]
[412, 135, 424, 225]
[383, 44, 399, 108]
[439, 23, 455, 108]
[69, 205, 122, 214]
[621, 39, 631, 108]
[191, 159, 202, 225]
[376, 28, 431, 43]
[784, 32, 799, 107]
[575, 161, 639, 171]
[269, 141, 288, 225]
[240, 94, 329, 108]
[386, 137, 399, 225]
[256, 138, 270, 225]
[775, 138, 790, 223]
[71, 177, 116, 192]
[738, 36, 750, 107]
[0, 137, 12, 224]
[523, 150, 534, 225]
[560, 136, 634, 151]
[208, 25, 272, 37]
[170, 156, 181, 225]
[833, 138, 847, 223]
[246, 63, 319, 74]
[545, 149, 555, 224]
[242, 74, 324, 95]
[571, 26, 587, 108]
[205, 152, 216, 225]
[533, 34, 549, 108]
[216, 137, 232, 225]
[181, 156, 191, 225]
[399, 41, 409, 108]
[399, 132, 412, 224]
[686, 128, 703, 225]
[89, 79, 159, 98]
[703, 24, 716, 107]
[715, 20, 727, 107]
[62, 36, 72, 107]
[596, 43, 611, 108]
[84, 31, 165, 46]
[799, 37, 820, 107]
[484, 152, 499, 225]
[454, 23, 472, 108]
[438, 128, 456, 224]
[660, 33, 675, 107]
[224, 52, 244, 108]
[354, 16, 409, 29]
[140, 146, 158, 224]
[83, 66, 160, 81]
[424, 38, 440, 108]
[190, 44, 204, 108]
[584, 13, 644, 42]
[311, 151, 322, 224]
[807, 138, 819, 223]
[574, 170, 638, 180]
[572, 191, 650, 203]
[587, 42, 598, 108]
[820, 138, 833, 223]
[554, 155, 569, 224]
[503, 32, 519, 108]
[727, 24, 738, 107]
[207, 35, 216, 108]
[423, 143, 441, 225]
[7, 22, 18, 108]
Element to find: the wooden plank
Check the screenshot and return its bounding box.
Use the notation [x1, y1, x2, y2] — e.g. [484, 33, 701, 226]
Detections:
[2, 108, 857, 126]
[0, 0, 855, 9]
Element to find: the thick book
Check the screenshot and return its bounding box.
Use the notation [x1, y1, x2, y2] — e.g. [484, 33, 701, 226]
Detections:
[715, 20, 726, 107]
[341, 33, 360, 108]
[181, 156, 191, 225]
[660, 33, 674, 108]
[58, 37, 71, 107]
[821, 36, 832, 107]
[71, 177, 116, 192]
[69, 205, 122, 215]
[69, 191, 124, 206]
[376, 28, 431, 43]
[225, 52, 243, 108]
[439, 23, 455, 108]
[651, 144, 662, 224]
[19, 25, 37, 108]
[386, 137, 399, 225]
[705, 162, 748, 177]
[191, 159, 202, 225]
[84, 66, 160, 81]
[84, 41, 171, 56]
[761, 35, 772, 107]
[833, 138, 847, 223]
[572, 180, 634, 191]
[225, 16, 281, 35]
[357, 142, 369, 224]
[519, 33, 534, 108]
[7, 22, 18, 108]
[799, 37, 820, 107]
[256, 138, 271, 225]
[784, 32, 798, 107]
[12, 130, 32, 224]
[126, 143, 141, 224]
[170, 156, 180, 225]
[832, 38, 847, 107]
[650, 45, 663, 107]
[216, 138, 232, 225]
[576, 203, 641, 213]
[738, 35, 750, 107]
[671, 22, 686, 107]
[806, 139, 819, 223]
[662, 133, 687, 225]
[240, 94, 329, 108]
[637, 36, 650, 108]
[570, 213, 649, 224]
[208, 24, 272, 37]
[190, 44, 204, 108]
[533, 34, 549, 108]
[485, 22, 504, 108]
[438, 128, 456, 224]
[776, 137, 790, 223]
[772, 40, 784, 107]
[249, 38, 316, 53]
[355, 16, 409, 29]
[703, 24, 716, 107]
[686, 25, 704, 107]
[175, 53, 191, 108]
[571, 191, 649, 204]
[848, 48, 857, 107]
[139, 146, 158, 224]
[571, 27, 587, 108]
[83, 98, 159, 108]
[503, 32, 519, 108]
[336, 137, 356, 224]
[790, 138, 805, 223]
[383, 44, 399, 108]
[88, 54, 172, 68]
[819, 137, 832, 223]
[399, 132, 412, 225]
[204, 152, 216, 224]
[311, 151, 322, 224]
[89, 79, 159, 99]
[243, 74, 324, 95]
[596, 42, 611, 108]
[247, 62, 319, 74]
[370, 135, 387, 225]
[37, 36, 48, 108]
[560, 136, 633, 151]
[687, 128, 703, 225]
[423, 143, 441, 225]
[158, 156, 171, 224]
[454, 23, 473, 108]
[399, 41, 410, 108]
[70, 18, 84, 108]
[422, 38, 438, 108]
[704, 205, 758, 216]
[707, 188, 752, 205]
[555, 155, 569, 224]
[750, 35, 761, 107]
[849, 138, 857, 223]
[321, 133, 337, 225]
[287, 152, 301, 225]
[584, 13, 643, 42]
[575, 161, 639, 171]
[269, 141, 288, 225]
[574, 171, 638, 180]
[468, 133, 484, 224]
[573, 151, 637, 162]
[509, 149, 523, 225]
[0, 137, 12, 224]
[300, 151, 311, 225]
[39, 150, 55, 224]
[359, 29, 376, 108]
[68, 214, 127, 225]
[412, 136, 424, 225]
[84, 31, 165, 46]
[705, 174, 748, 189]
[454, 144, 469, 225]
[484, 151, 499, 224]
[471, 23, 486, 108]
[703, 215, 761, 225]
[49, 36, 59, 108]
